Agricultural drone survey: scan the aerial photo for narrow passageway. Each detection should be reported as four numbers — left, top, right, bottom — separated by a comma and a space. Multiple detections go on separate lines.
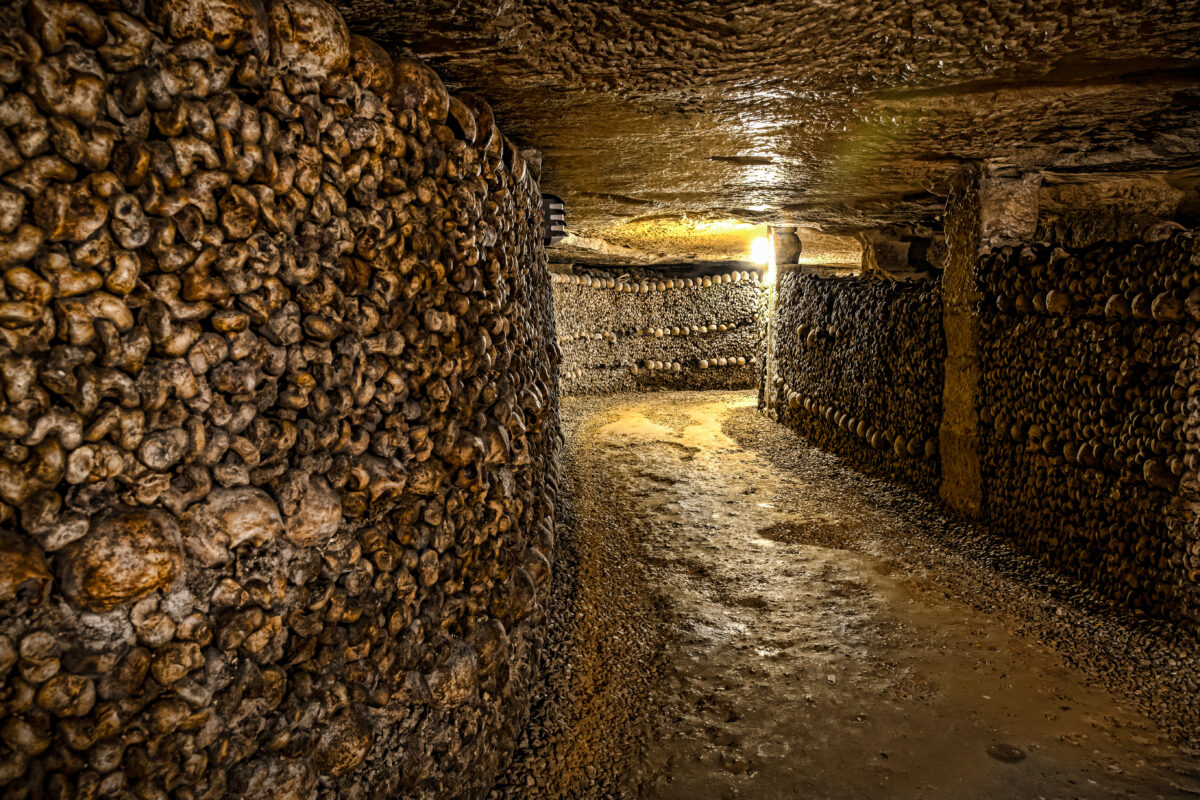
4, 3, 1198, 797
499, 390, 1200, 800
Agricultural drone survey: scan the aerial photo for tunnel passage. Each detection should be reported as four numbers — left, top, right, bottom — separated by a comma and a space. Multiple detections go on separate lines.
1, 0, 1200, 799
529, 221, 1200, 799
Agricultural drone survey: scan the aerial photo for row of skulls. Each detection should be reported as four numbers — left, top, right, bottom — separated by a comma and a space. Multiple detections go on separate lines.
0, 0, 561, 798
768, 272, 945, 495
552, 275, 761, 396
976, 229, 1199, 624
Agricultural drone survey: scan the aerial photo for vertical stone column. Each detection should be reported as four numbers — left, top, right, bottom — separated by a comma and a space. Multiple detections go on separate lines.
771, 225, 802, 266
939, 164, 1041, 516
762, 227, 792, 416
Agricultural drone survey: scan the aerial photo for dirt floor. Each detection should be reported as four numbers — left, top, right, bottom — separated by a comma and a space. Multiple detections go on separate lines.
493, 391, 1200, 800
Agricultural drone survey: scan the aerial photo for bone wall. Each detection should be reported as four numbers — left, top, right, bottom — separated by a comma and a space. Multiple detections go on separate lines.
552, 270, 762, 396
0, 1, 560, 798
767, 272, 945, 495
976, 228, 1200, 625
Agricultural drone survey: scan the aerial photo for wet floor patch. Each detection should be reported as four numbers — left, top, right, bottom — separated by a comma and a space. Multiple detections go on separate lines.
495, 390, 1200, 800
756, 518, 859, 549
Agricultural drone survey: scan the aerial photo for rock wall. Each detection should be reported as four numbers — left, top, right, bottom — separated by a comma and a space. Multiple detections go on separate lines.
0, 2, 559, 799
766, 272, 944, 495
976, 228, 1199, 625
553, 270, 762, 395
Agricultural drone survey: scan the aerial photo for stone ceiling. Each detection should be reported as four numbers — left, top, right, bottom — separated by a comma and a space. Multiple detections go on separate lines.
333, 0, 1200, 258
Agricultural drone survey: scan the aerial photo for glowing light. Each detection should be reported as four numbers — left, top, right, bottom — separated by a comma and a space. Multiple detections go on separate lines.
750, 237, 770, 265
602, 217, 762, 261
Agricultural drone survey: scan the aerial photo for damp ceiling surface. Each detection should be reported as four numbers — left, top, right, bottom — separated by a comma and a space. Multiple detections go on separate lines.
334, 0, 1200, 255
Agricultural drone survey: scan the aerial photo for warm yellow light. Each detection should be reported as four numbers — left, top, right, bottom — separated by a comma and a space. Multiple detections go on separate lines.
750, 236, 770, 265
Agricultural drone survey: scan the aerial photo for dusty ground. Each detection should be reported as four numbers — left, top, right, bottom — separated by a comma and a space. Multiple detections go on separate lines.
494, 390, 1200, 800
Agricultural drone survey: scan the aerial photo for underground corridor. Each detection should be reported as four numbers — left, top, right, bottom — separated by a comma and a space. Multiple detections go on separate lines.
0, 1, 1199, 799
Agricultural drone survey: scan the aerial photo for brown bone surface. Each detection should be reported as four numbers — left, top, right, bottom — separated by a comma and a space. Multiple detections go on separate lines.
553, 268, 763, 395
975, 231, 1200, 624
0, 0, 561, 797
767, 272, 944, 495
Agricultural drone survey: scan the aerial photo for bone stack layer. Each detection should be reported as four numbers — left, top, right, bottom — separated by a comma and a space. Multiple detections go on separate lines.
0, 0, 561, 797
976, 229, 1199, 625
767, 273, 945, 495
552, 269, 762, 395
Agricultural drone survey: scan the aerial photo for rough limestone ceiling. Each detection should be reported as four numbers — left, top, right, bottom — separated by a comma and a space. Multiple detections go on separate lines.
333, 0, 1200, 254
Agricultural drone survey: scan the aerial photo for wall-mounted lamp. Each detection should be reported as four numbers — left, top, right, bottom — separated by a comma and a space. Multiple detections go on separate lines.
543, 194, 566, 246
753, 231, 777, 285
750, 236, 771, 266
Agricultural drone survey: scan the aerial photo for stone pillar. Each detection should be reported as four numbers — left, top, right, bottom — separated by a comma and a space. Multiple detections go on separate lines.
939, 164, 1041, 516
771, 225, 802, 265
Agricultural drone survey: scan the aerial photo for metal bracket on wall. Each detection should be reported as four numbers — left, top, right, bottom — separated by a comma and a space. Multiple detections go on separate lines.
543, 194, 566, 245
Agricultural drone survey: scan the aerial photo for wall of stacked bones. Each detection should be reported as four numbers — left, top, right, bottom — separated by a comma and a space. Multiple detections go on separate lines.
976, 229, 1199, 625
766, 272, 945, 496
552, 269, 762, 395
0, 1, 561, 798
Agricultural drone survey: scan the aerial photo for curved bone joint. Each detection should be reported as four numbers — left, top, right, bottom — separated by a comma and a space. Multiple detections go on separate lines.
56, 508, 183, 612
0, 225, 45, 268
281, 475, 340, 547
0, 530, 53, 608
266, 0, 350, 80
25, 0, 107, 54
